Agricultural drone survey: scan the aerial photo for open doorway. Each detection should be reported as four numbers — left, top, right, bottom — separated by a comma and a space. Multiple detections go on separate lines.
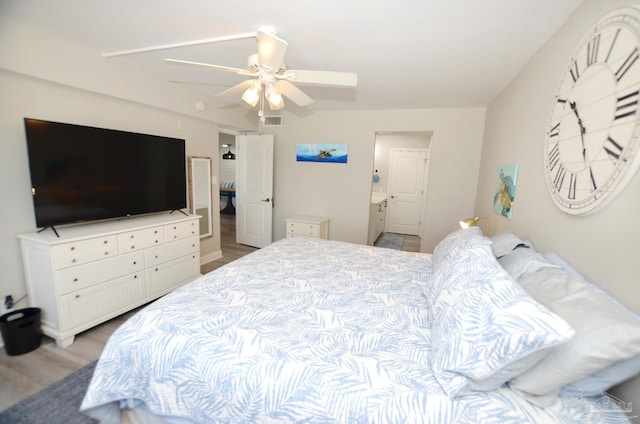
370, 131, 432, 250
219, 132, 237, 243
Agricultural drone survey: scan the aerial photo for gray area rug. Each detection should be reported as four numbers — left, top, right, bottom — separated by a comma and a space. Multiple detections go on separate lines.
376, 233, 404, 250
0, 361, 98, 424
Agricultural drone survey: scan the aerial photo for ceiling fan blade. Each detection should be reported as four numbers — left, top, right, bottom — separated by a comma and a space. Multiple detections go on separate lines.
103, 32, 256, 57
257, 29, 288, 71
281, 70, 358, 87
276, 81, 314, 107
216, 80, 258, 99
165, 58, 256, 76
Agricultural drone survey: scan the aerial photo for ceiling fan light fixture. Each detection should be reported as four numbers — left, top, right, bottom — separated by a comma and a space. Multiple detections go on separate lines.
241, 83, 261, 107
265, 81, 284, 110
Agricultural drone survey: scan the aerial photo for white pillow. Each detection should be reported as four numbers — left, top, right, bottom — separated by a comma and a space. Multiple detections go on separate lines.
490, 231, 530, 258
498, 247, 559, 280
543, 252, 640, 397
428, 241, 574, 398
509, 268, 640, 396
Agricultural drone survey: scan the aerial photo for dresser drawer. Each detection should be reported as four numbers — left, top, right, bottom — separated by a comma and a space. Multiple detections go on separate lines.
53, 235, 118, 269
144, 236, 199, 267
165, 219, 198, 241
56, 251, 144, 295
59, 273, 146, 330
118, 226, 164, 252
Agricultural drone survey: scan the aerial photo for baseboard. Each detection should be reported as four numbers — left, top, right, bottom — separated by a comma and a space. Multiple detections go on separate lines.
201, 250, 222, 266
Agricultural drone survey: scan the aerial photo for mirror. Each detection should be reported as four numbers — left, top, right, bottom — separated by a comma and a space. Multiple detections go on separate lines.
188, 156, 213, 238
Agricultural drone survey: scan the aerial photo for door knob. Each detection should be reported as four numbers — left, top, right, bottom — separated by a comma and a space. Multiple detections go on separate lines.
261, 198, 270, 202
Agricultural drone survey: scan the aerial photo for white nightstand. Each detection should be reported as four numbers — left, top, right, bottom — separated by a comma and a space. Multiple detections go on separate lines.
285, 216, 329, 239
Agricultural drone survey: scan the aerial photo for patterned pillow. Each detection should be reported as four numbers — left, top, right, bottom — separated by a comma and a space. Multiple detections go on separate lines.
425, 228, 491, 310
432, 227, 490, 265
428, 241, 574, 398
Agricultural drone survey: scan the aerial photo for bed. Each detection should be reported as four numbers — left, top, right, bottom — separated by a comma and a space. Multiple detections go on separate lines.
80, 229, 640, 423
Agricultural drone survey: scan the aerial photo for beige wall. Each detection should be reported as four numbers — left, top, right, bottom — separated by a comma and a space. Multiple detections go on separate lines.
268, 108, 486, 249
477, 0, 640, 404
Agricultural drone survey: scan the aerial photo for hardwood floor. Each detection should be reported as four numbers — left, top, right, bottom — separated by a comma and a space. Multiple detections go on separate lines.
0, 215, 418, 411
201, 214, 257, 274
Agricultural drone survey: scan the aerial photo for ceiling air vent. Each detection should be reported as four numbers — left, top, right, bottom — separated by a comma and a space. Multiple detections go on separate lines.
262, 116, 283, 127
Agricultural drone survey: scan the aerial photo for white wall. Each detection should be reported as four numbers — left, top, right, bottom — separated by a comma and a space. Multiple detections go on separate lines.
476, 0, 640, 407
268, 108, 486, 250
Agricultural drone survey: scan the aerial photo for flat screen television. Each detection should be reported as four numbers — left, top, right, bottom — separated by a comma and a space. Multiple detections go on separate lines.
24, 118, 187, 230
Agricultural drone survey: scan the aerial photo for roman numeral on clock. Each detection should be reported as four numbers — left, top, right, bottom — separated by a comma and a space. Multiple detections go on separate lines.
568, 173, 577, 199
570, 60, 580, 82
554, 164, 566, 191
587, 35, 600, 66
589, 166, 597, 191
615, 90, 639, 120
605, 29, 621, 64
604, 136, 624, 162
615, 48, 639, 82
548, 143, 561, 171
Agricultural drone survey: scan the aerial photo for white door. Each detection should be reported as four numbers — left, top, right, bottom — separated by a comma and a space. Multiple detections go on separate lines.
386, 149, 428, 235
236, 134, 274, 248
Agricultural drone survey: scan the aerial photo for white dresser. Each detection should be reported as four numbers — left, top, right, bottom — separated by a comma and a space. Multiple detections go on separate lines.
18, 213, 201, 347
285, 216, 329, 239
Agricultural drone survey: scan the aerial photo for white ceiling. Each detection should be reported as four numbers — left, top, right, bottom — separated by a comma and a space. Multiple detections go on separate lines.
1, 0, 583, 112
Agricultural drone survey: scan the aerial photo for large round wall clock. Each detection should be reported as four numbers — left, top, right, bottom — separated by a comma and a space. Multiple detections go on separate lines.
544, 7, 640, 215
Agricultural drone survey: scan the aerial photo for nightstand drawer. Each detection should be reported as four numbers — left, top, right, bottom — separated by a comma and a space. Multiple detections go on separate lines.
285, 216, 329, 239
287, 222, 321, 236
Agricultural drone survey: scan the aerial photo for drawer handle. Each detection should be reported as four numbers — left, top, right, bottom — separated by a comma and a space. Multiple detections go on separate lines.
134, 275, 137, 279
154, 230, 158, 234
130, 235, 134, 239
72, 259, 77, 263
155, 255, 159, 259
104, 251, 109, 256
155, 240, 159, 244
133, 261, 137, 265
70, 246, 75, 251
155, 268, 159, 272
104, 240, 108, 244
73, 278, 78, 282
131, 245, 135, 250
75, 294, 80, 298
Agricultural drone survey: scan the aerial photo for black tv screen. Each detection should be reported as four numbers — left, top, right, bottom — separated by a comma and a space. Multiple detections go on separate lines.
24, 118, 187, 229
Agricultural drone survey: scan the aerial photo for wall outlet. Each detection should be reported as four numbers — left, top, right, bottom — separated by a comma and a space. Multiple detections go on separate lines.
4, 295, 13, 310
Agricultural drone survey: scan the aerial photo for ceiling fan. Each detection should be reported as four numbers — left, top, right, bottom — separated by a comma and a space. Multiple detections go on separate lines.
163, 27, 358, 120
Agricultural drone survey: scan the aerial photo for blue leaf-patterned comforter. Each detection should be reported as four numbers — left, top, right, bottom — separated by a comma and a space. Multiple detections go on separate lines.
81, 237, 626, 423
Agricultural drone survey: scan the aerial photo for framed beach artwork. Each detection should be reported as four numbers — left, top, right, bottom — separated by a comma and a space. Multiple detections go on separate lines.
296, 143, 348, 163
494, 164, 519, 219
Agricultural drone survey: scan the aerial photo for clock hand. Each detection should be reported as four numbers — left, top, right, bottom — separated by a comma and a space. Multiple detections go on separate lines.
569, 101, 588, 161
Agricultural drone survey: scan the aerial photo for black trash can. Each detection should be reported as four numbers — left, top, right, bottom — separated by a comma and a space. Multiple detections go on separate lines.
0, 308, 42, 356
